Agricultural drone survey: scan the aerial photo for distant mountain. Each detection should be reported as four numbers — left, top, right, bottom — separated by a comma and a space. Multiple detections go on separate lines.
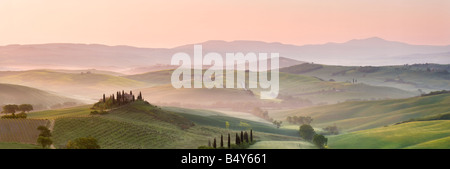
1, 37, 449, 72
0, 83, 81, 110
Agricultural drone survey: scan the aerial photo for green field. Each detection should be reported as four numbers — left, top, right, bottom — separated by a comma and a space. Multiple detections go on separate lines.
249, 141, 316, 149
328, 120, 450, 149
276, 93, 450, 132
0, 142, 42, 149
49, 101, 302, 149
27, 105, 92, 119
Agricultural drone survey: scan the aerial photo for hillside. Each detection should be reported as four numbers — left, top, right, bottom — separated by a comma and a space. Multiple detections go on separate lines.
0, 142, 42, 149
0, 83, 81, 110
269, 72, 416, 104
128, 69, 415, 107
275, 93, 450, 132
0, 70, 147, 102
166, 106, 299, 137
26, 101, 303, 149
281, 63, 450, 93
328, 120, 450, 149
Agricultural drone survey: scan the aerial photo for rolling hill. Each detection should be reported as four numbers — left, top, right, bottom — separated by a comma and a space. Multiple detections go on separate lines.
127, 69, 416, 106
275, 93, 450, 132
328, 120, 450, 149
280, 63, 450, 93
0, 83, 81, 110
0, 70, 148, 102
46, 101, 302, 149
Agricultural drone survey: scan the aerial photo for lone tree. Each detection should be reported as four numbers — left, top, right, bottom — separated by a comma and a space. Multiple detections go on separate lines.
37, 126, 52, 148
2, 104, 19, 115
313, 134, 328, 149
18, 104, 33, 113
299, 124, 316, 141
272, 120, 283, 128
37, 136, 53, 148
37, 126, 51, 137
66, 137, 100, 149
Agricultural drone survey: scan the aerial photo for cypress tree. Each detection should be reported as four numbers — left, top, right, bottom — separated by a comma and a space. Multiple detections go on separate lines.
103, 94, 106, 103
208, 140, 211, 147
235, 133, 240, 145
213, 138, 217, 149
227, 133, 231, 148
117, 92, 120, 105
122, 90, 125, 103
220, 134, 223, 148
244, 131, 249, 143
112, 94, 115, 104
240, 131, 244, 143
130, 90, 133, 96
250, 130, 253, 142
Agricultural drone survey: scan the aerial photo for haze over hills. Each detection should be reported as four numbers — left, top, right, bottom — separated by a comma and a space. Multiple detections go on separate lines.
0, 83, 81, 110
0, 70, 147, 102
1, 37, 450, 73
280, 63, 450, 93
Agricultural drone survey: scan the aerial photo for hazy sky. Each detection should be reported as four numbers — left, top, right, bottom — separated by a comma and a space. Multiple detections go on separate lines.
1, 0, 449, 48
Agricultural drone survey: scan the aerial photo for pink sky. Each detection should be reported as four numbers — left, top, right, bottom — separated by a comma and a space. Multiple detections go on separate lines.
0, 0, 449, 48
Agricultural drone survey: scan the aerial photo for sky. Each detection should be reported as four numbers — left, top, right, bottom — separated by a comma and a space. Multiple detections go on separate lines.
0, 0, 449, 48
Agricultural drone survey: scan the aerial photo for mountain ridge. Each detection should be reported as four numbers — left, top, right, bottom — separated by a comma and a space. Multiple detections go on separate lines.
2, 37, 450, 72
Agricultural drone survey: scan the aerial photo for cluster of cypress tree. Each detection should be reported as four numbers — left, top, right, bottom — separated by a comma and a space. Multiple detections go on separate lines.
95, 90, 144, 110
206, 130, 253, 149
102, 90, 144, 106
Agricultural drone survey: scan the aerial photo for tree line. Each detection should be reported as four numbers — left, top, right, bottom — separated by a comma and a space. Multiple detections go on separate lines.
199, 130, 255, 149
1, 104, 33, 119
286, 116, 313, 125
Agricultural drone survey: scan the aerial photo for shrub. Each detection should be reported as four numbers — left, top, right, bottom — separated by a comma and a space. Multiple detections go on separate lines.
66, 137, 100, 149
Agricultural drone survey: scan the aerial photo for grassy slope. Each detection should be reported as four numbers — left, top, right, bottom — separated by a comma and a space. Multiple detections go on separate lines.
249, 141, 316, 149
281, 63, 450, 93
167, 107, 299, 137
124, 69, 174, 86
274, 72, 415, 104
129, 69, 415, 105
0, 70, 147, 101
275, 93, 450, 132
0, 142, 41, 149
27, 105, 92, 119
50, 101, 301, 149
0, 83, 80, 107
328, 120, 450, 149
